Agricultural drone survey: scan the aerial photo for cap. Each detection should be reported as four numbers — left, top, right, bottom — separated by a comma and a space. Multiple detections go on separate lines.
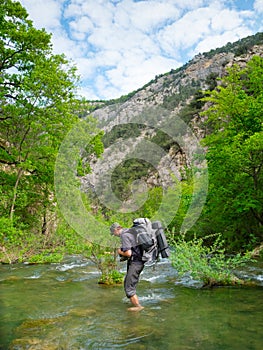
110, 222, 120, 235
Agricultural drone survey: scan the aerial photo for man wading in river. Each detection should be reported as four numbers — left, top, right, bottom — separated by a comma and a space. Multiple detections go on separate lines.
110, 223, 144, 311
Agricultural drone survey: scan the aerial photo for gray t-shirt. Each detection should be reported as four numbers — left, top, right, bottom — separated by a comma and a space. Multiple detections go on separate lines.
120, 228, 143, 261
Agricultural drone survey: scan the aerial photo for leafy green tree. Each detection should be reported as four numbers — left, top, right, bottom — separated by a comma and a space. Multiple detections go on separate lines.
0, 0, 79, 229
201, 56, 263, 250
0, 1, 105, 265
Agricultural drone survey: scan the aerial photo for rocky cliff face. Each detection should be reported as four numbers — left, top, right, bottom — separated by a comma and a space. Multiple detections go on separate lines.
92, 44, 263, 121
82, 39, 263, 198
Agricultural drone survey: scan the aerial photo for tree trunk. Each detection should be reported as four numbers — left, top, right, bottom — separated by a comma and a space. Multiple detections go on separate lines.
9, 167, 23, 222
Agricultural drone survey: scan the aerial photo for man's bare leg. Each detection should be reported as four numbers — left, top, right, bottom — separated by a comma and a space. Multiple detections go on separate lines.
128, 295, 144, 311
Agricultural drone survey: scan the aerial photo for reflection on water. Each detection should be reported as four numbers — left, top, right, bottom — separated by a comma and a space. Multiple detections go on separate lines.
0, 257, 262, 349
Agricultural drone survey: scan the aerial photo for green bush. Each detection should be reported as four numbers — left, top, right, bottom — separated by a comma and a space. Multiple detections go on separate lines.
0, 217, 23, 245
99, 270, 124, 285
28, 251, 64, 264
170, 233, 253, 287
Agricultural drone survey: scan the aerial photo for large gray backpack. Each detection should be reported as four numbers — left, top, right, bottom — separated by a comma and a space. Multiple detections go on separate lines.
132, 218, 170, 265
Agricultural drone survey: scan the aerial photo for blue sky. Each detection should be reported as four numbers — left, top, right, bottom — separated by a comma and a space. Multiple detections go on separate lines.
19, 0, 263, 100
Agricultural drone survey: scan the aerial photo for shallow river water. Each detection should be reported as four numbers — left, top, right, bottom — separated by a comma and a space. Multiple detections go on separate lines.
0, 256, 262, 350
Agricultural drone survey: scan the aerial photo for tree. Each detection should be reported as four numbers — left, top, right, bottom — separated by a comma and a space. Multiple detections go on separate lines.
0, 1, 88, 235
201, 56, 263, 250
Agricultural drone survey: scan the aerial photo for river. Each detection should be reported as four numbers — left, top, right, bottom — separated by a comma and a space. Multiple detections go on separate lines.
0, 256, 262, 349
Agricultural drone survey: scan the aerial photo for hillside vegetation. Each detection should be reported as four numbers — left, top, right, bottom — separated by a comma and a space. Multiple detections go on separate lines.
0, 0, 262, 265
88, 36, 263, 253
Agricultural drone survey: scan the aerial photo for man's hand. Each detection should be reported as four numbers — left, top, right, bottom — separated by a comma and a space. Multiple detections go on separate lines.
118, 248, 132, 257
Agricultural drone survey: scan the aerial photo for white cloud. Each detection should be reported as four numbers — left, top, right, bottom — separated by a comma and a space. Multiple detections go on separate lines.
18, 0, 262, 100
69, 16, 95, 39
63, 3, 83, 19
128, 1, 180, 32
158, 16, 204, 52
254, 0, 263, 13
21, 0, 63, 29
211, 9, 243, 31
192, 28, 253, 56
51, 29, 82, 57
75, 57, 97, 79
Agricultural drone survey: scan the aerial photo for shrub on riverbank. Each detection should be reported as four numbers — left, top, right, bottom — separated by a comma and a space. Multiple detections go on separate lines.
98, 270, 124, 285
0, 216, 123, 285
0, 217, 85, 264
169, 233, 254, 287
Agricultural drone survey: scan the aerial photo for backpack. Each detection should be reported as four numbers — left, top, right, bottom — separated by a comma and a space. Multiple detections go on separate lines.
152, 220, 170, 259
132, 218, 170, 265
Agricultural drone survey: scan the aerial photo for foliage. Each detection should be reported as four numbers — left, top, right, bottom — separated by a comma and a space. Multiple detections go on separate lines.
99, 269, 124, 285
27, 252, 64, 264
1, 3, 262, 265
90, 33, 263, 108
162, 82, 200, 111
0, 0, 77, 232
0, 215, 84, 263
83, 242, 124, 285
102, 123, 144, 148
0, 217, 24, 263
170, 233, 253, 287
89, 185, 164, 227
167, 179, 193, 232
199, 56, 263, 250
205, 72, 219, 91
203, 32, 263, 58
0, 1, 104, 251
110, 158, 154, 201
150, 129, 180, 151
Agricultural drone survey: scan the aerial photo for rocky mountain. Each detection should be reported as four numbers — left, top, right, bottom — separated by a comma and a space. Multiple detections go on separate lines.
82, 33, 263, 207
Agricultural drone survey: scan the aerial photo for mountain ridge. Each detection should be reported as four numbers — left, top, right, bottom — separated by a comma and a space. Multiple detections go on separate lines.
82, 33, 263, 203
89, 32, 263, 107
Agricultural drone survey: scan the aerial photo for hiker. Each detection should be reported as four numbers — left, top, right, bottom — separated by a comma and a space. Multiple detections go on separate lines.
110, 222, 145, 311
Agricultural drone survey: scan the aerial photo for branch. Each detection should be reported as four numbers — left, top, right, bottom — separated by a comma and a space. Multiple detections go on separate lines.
0, 116, 12, 121
3, 93, 20, 101
250, 208, 263, 225
0, 48, 24, 70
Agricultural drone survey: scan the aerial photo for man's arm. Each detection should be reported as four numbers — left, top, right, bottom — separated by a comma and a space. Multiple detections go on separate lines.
118, 248, 132, 257
119, 231, 132, 257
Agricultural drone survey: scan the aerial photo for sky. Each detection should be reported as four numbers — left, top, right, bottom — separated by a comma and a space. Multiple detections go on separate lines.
19, 0, 263, 101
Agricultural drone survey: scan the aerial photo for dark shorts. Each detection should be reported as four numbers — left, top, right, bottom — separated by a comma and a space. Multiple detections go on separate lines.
124, 260, 144, 298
